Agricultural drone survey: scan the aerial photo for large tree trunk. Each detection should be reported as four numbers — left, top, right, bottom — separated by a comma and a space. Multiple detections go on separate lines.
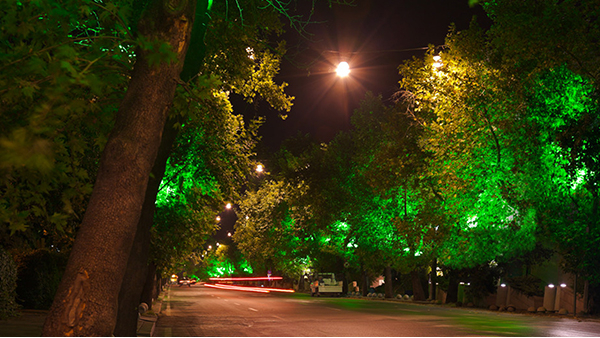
42, 1, 197, 336
112, 124, 176, 336
113, 105, 187, 335
113, 1, 210, 333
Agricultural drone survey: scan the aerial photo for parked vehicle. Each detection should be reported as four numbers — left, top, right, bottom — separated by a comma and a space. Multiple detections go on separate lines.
310, 273, 343, 296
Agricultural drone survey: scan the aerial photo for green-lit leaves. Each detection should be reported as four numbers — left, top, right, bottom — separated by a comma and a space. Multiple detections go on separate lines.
530, 65, 594, 131
0, 0, 132, 252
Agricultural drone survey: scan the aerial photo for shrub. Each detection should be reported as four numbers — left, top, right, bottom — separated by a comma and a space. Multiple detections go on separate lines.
16, 250, 68, 310
0, 248, 19, 319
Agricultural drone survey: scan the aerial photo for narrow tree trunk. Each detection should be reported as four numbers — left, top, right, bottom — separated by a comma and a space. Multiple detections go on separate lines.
446, 269, 459, 303
361, 268, 369, 297
384, 266, 393, 298
411, 269, 426, 301
430, 258, 437, 300
42, 1, 197, 335
141, 262, 158, 308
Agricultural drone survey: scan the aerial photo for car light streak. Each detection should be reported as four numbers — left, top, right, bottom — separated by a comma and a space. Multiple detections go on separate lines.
203, 283, 295, 293
259, 287, 295, 293
209, 276, 283, 281
204, 283, 270, 293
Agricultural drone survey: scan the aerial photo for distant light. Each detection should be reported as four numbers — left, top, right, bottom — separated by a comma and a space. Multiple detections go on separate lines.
226, 203, 232, 209
548, 284, 555, 288
245, 215, 249, 220
432, 55, 443, 68
227, 232, 232, 237
216, 216, 221, 222
560, 283, 567, 288
500, 283, 506, 287
208, 245, 212, 250
216, 242, 220, 247
256, 164, 264, 173
336, 61, 350, 77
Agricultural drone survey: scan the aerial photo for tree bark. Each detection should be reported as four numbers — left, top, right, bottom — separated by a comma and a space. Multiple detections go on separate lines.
42, 1, 197, 336
113, 0, 210, 333
430, 258, 437, 300
141, 262, 158, 307
361, 268, 369, 297
446, 270, 459, 303
384, 266, 393, 298
411, 269, 426, 301
113, 121, 177, 336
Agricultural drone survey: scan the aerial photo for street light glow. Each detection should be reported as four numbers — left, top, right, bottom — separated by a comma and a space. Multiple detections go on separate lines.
225, 203, 232, 209
336, 61, 350, 77
256, 164, 264, 173
432, 55, 443, 68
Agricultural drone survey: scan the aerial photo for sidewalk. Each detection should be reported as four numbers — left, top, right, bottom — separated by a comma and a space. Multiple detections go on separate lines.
0, 294, 165, 337
0, 310, 47, 337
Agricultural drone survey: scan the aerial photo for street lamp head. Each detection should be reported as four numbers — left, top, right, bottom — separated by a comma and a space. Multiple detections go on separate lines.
336, 61, 350, 77
225, 203, 232, 210
216, 216, 221, 222
256, 164, 264, 173
432, 55, 443, 68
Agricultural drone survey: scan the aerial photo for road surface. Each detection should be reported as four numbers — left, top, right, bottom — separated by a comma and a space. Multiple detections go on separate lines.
154, 285, 600, 336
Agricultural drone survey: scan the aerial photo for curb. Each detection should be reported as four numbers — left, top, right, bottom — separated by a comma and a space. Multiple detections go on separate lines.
136, 292, 165, 337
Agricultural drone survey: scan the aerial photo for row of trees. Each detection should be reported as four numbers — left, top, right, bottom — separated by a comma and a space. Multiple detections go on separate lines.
0, 0, 327, 335
232, 0, 600, 312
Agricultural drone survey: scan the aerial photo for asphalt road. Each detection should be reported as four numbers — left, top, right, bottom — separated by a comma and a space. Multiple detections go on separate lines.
153, 285, 600, 337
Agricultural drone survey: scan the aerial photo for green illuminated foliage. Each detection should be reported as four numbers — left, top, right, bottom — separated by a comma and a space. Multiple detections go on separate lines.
234, 179, 314, 277
0, 0, 132, 251
398, 21, 544, 269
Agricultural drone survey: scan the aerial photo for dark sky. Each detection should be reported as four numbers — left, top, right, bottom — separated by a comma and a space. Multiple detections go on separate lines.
244, 0, 491, 152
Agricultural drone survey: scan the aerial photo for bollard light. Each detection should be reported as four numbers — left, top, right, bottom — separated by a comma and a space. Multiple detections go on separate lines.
501, 283, 506, 287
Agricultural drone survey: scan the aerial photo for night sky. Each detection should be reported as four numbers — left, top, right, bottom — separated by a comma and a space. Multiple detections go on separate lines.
220, 0, 491, 240
246, 0, 491, 151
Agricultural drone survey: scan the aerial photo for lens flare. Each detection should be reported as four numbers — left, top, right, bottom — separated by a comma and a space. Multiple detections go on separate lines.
336, 62, 350, 77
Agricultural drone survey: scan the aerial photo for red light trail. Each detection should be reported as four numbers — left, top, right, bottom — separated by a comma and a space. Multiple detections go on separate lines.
203, 283, 295, 293
208, 276, 283, 281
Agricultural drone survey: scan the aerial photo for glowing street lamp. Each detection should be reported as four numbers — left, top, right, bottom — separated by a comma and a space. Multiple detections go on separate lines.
336, 61, 350, 77
256, 164, 264, 173
216, 216, 221, 222
225, 203, 232, 210
432, 55, 443, 68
